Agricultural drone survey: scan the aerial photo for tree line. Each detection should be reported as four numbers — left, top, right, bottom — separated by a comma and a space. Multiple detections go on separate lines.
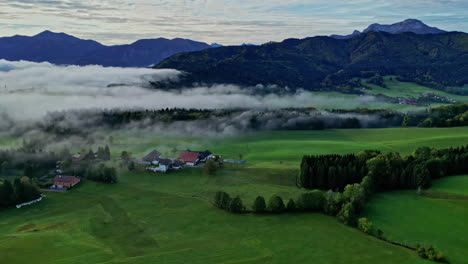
0, 177, 42, 208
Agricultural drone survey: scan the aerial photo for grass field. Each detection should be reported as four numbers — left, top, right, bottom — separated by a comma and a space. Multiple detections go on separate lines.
364, 175, 468, 264
362, 76, 468, 104
1, 127, 468, 264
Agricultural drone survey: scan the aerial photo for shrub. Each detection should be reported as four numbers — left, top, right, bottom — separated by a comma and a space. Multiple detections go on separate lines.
268, 195, 285, 213
252, 196, 266, 213
297, 191, 324, 212
229, 196, 244, 213
323, 190, 344, 216
357, 218, 374, 235
214, 191, 231, 210
286, 198, 296, 212
204, 159, 218, 175
337, 202, 357, 226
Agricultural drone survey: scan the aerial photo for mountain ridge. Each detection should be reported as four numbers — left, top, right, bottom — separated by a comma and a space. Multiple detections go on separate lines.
0, 31, 213, 67
154, 31, 468, 93
331, 19, 448, 39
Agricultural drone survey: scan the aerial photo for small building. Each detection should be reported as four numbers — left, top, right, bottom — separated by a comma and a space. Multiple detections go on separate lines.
158, 159, 173, 172
197, 150, 213, 162
53, 175, 81, 189
139, 150, 162, 165
178, 151, 201, 167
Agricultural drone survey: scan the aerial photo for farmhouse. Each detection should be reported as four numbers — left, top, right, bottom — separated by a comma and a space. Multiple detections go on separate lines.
178, 151, 201, 167
139, 150, 162, 165
53, 175, 80, 189
196, 150, 213, 162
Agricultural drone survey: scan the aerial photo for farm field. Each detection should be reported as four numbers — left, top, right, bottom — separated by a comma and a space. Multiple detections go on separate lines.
1, 127, 468, 264
362, 76, 468, 104
364, 175, 468, 264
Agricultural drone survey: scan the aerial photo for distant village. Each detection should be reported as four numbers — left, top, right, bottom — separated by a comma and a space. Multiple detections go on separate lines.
397, 93, 458, 106
138, 150, 214, 173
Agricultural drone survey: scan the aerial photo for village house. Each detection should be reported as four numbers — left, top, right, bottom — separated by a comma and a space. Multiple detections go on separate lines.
53, 175, 81, 189
178, 151, 201, 167
196, 150, 213, 162
139, 150, 162, 165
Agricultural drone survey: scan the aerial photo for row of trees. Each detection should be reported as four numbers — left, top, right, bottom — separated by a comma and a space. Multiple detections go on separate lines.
0, 177, 41, 208
298, 154, 369, 190
84, 164, 118, 184
299, 146, 468, 192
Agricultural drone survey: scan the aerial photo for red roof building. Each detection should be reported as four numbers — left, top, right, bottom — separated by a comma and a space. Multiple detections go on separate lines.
178, 151, 200, 165
54, 175, 81, 189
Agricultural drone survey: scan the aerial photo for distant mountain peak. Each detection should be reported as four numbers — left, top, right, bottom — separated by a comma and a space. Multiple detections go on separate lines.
331, 19, 447, 39
363, 18, 446, 34
35, 30, 74, 39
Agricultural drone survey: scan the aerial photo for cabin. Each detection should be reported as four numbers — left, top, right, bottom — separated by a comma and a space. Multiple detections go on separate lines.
178, 151, 201, 167
158, 158, 173, 172
139, 150, 162, 165
53, 175, 81, 189
196, 150, 213, 162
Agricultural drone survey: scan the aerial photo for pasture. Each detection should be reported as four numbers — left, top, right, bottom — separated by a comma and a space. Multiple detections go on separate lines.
1, 127, 468, 263
364, 175, 468, 264
362, 76, 468, 104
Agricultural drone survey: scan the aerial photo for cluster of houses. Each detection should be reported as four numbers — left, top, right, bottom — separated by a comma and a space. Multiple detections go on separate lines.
419, 93, 457, 104
138, 150, 213, 173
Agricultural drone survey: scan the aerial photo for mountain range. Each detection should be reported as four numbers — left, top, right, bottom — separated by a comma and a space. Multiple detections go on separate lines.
330, 19, 448, 39
0, 30, 213, 67
155, 31, 468, 92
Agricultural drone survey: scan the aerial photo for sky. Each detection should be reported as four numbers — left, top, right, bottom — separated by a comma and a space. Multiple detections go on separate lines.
0, 0, 467, 45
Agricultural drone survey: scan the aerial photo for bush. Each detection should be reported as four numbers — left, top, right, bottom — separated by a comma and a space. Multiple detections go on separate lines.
204, 159, 218, 175
286, 198, 296, 212
297, 191, 325, 212
337, 202, 357, 226
229, 196, 244, 213
323, 190, 344, 216
214, 191, 231, 210
268, 195, 285, 213
357, 218, 375, 235
252, 196, 266, 213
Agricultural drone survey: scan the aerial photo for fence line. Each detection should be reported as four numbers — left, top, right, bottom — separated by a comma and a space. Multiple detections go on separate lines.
16, 194, 46, 209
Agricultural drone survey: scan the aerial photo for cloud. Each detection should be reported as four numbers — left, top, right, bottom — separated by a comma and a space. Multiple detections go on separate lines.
0, 0, 466, 45
0, 60, 387, 122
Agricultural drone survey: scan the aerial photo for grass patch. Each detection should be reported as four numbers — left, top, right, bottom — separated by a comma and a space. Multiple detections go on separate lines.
364, 175, 468, 264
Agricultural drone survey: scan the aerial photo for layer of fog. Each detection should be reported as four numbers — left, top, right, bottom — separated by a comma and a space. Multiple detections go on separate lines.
0, 60, 385, 122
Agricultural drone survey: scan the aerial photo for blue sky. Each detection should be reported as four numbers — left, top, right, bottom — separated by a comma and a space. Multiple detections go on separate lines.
0, 0, 466, 45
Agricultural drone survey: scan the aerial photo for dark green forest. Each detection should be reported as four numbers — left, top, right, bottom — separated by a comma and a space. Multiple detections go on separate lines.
155, 31, 468, 94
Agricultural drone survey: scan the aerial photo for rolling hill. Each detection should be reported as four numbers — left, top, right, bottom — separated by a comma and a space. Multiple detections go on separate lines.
154, 31, 468, 91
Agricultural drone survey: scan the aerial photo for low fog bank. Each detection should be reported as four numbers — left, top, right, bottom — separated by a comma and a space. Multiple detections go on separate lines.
0, 60, 404, 151
0, 60, 386, 122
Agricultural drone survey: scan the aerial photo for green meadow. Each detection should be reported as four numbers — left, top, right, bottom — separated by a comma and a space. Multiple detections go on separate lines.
363, 76, 468, 104
364, 175, 468, 264
1, 127, 468, 263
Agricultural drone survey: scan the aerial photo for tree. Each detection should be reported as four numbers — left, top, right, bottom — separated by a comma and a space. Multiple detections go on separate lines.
204, 160, 218, 175
358, 218, 375, 235
0, 179, 15, 206
127, 161, 135, 171
402, 114, 411, 127
229, 196, 244, 213
104, 145, 111, 161
286, 198, 296, 212
214, 191, 231, 210
268, 195, 285, 213
323, 190, 343, 216
252, 196, 266, 213
337, 202, 357, 226
297, 191, 325, 211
